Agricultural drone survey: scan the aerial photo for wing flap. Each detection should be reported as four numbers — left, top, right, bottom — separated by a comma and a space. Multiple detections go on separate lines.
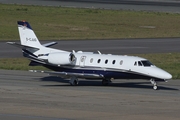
29, 70, 102, 79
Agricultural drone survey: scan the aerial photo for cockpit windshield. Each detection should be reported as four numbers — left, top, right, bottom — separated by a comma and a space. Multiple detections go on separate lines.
141, 60, 154, 67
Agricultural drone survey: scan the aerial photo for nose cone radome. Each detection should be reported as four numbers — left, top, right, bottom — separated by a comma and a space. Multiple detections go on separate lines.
156, 68, 172, 80
148, 67, 172, 80
164, 72, 172, 80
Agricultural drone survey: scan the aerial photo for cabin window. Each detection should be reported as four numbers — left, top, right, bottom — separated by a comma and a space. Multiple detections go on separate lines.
134, 61, 137, 66
138, 61, 142, 66
97, 59, 101, 63
141, 60, 154, 67
90, 58, 93, 63
105, 59, 108, 64
120, 60, 123, 65
112, 60, 116, 64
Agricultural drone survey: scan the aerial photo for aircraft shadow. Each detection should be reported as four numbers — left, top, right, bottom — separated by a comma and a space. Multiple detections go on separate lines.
39, 76, 179, 91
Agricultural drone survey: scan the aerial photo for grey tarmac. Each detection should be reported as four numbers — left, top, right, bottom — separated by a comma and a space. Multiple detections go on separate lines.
0, 69, 180, 120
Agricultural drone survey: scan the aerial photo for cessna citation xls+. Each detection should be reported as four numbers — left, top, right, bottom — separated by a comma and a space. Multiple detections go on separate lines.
7, 21, 172, 90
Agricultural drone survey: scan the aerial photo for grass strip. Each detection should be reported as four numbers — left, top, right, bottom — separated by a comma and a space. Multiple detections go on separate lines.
0, 53, 180, 79
0, 4, 180, 40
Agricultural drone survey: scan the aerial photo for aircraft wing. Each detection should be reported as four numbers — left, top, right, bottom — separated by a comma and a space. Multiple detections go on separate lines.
29, 70, 103, 79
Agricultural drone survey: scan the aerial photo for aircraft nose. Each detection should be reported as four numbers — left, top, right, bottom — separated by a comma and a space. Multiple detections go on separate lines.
152, 67, 172, 80
164, 72, 172, 79
158, 69, 172, 80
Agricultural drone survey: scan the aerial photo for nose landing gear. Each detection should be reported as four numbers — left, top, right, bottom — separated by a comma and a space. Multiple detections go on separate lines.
150, 79, 158, 90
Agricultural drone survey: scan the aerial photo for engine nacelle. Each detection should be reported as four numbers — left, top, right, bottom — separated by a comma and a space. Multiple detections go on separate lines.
48, 52, 76, 65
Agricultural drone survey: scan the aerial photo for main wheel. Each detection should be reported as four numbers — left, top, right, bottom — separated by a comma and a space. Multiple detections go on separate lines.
70, 80, 79, 86
73, 80, 78, 86
102, 79, 109, 86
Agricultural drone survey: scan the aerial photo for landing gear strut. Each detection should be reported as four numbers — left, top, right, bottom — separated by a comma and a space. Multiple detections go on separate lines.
150, 79, 158, 90
69, 77, 79, 86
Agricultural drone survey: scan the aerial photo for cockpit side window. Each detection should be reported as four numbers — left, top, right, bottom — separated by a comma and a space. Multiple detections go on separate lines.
141, 60, 154, 67
97, 59, 101, 63
138, 61, 142, 66
134, 61, 137, 66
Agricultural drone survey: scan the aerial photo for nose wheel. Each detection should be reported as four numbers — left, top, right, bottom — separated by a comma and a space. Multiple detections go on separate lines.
153, 85, 158, 90
150, 79, 158, 90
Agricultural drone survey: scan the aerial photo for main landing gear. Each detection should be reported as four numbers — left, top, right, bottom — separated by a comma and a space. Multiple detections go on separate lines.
150, 79, 158, 90
102, 79, 111, 86
69, 77, 79, 86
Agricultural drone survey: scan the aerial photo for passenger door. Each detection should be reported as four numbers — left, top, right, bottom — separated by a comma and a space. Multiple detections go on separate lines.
79, 56, 86, 67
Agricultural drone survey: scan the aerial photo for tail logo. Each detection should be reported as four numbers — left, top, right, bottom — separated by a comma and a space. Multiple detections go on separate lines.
23, 23, 27, 27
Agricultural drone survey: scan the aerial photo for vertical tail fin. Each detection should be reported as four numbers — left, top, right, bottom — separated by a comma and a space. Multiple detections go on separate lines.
17, 21, 42, 48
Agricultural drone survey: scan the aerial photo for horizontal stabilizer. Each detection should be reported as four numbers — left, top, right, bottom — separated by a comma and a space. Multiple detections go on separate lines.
42, 42, 58, 47
7, 42, 39, 50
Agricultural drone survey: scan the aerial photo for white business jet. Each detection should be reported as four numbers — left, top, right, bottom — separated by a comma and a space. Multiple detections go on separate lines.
7, 21, 172, 90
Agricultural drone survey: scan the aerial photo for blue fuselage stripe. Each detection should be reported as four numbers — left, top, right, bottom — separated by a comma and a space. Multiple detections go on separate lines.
43, 65, 154, 80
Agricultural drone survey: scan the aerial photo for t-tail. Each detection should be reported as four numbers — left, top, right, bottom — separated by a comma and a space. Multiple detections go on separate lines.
17, 21, 42, 49
7, 21, 67, 65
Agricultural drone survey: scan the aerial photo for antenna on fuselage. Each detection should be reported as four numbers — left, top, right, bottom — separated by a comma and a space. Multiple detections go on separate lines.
97, 51, 101, 54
